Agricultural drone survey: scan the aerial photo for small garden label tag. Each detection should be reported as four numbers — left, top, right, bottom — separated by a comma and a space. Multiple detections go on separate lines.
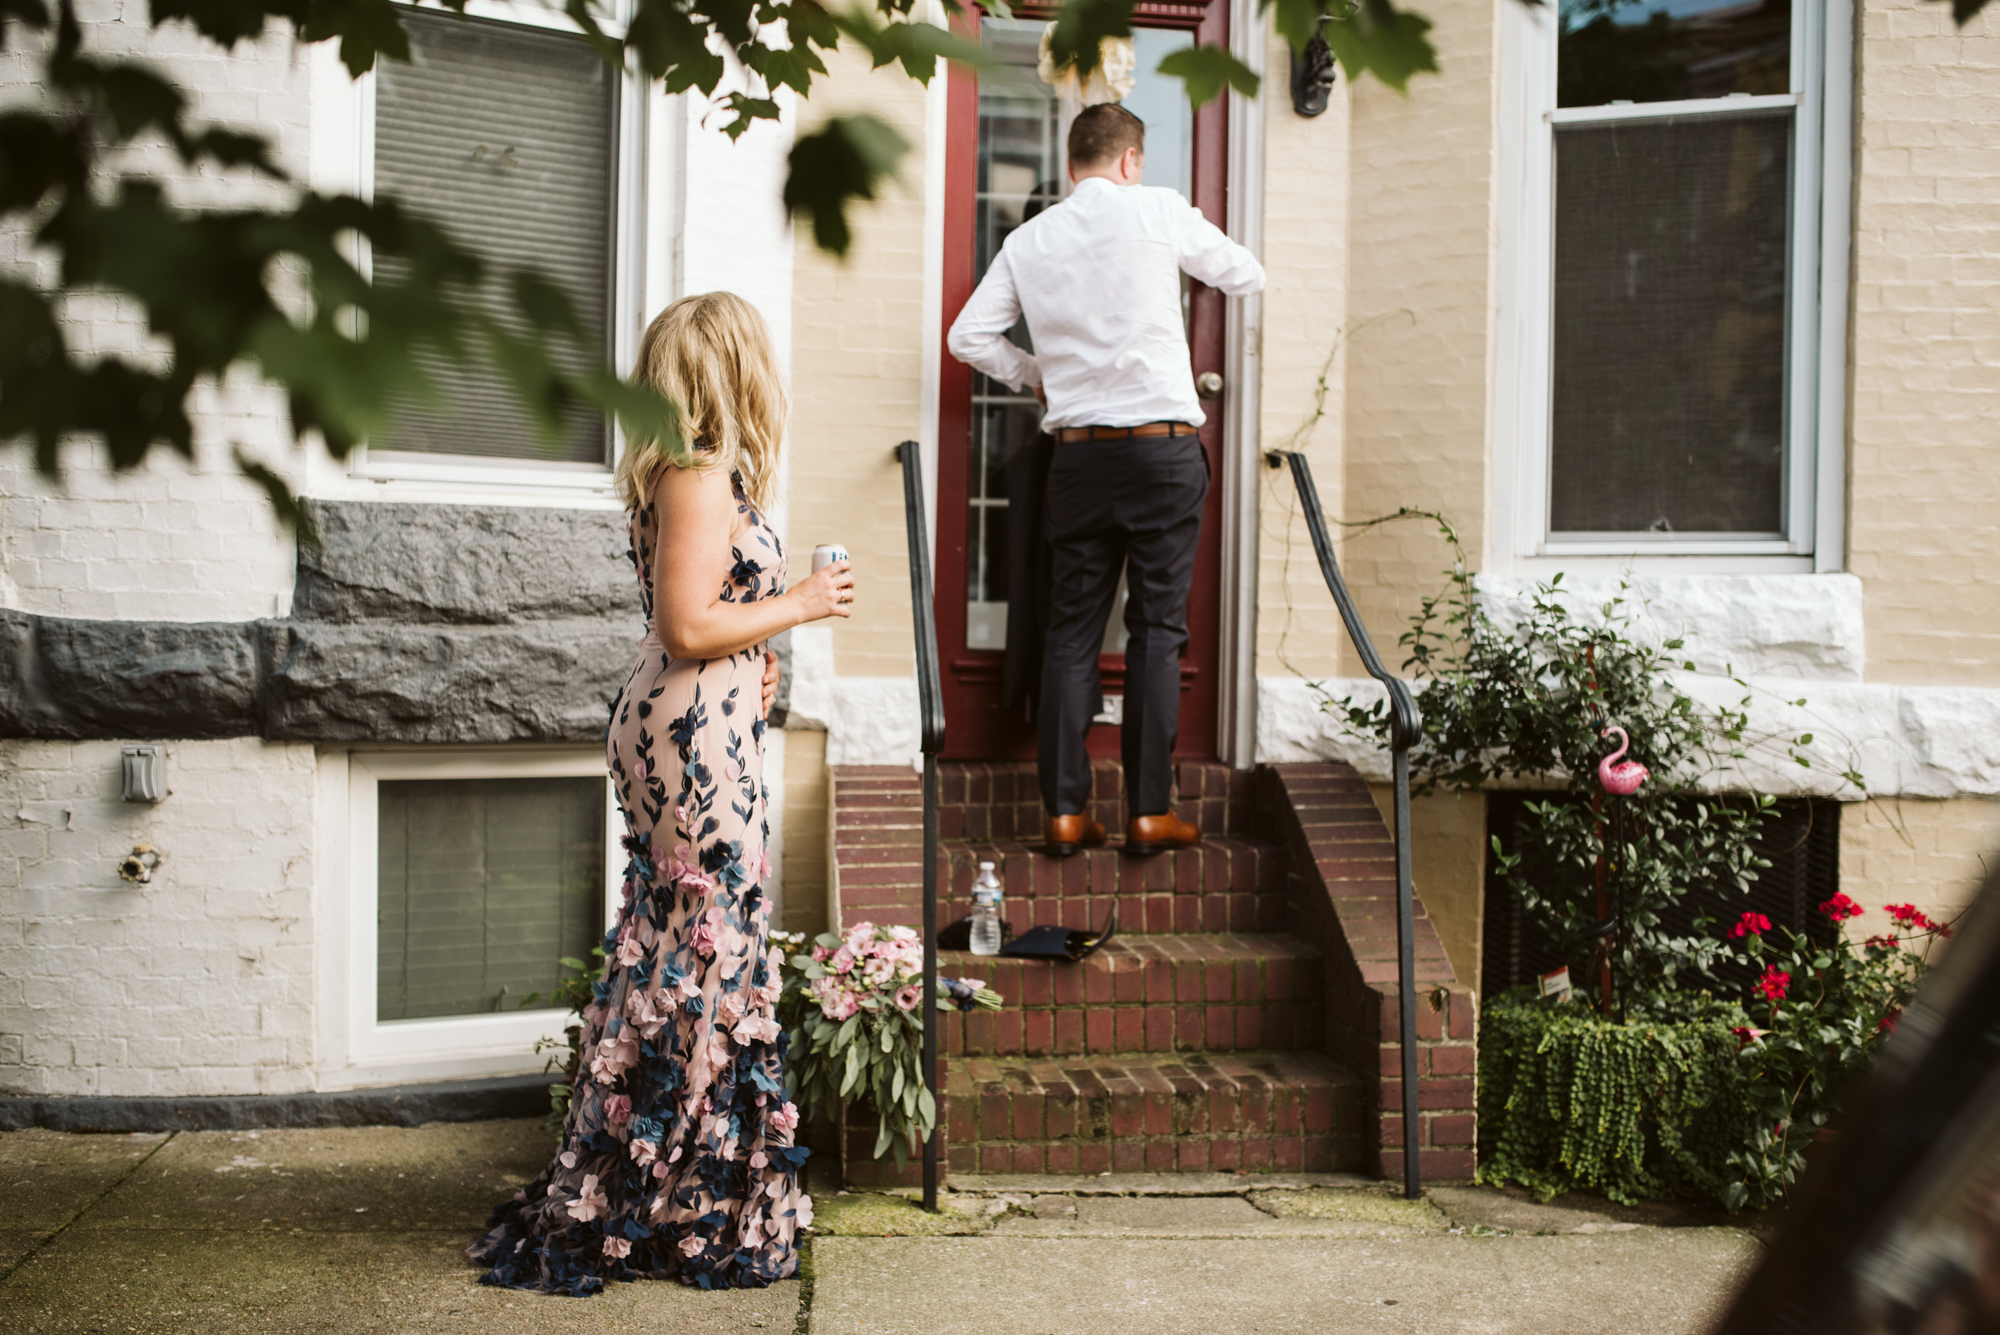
1539, 967, 1573, 1000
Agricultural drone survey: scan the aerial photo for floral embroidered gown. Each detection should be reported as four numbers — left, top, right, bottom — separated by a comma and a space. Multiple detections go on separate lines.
470, 471, 813, 1294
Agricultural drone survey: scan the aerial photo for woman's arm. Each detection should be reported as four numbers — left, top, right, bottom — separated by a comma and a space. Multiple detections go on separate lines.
651, 463, 856, 661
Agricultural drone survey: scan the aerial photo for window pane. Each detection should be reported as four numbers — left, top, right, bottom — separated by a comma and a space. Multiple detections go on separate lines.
966, 21, 1193, 653
1558, 0, 1791, 108
1550, 113, 1790, 537
372, 11, 614, 464
377, 776, 604, 1022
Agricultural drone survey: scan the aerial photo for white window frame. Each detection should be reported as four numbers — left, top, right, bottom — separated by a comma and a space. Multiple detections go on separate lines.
335, 0, 651, 503
1492, 0, 1853, 574
316, 746, 622, 1089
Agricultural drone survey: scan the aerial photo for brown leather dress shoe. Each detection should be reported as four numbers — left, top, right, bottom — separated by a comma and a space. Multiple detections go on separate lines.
1125, 812, 1201, 856
1044, 814, 1108, 858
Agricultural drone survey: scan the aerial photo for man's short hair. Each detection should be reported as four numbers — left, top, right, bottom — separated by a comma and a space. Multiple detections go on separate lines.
1068, 103, 1145, 169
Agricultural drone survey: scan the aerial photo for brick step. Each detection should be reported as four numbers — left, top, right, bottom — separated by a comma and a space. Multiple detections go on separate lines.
940, 759, 1253, 840
944, 836, 1297, 935
945, 1051, 1364, 1176
937, 933, 1324, 1058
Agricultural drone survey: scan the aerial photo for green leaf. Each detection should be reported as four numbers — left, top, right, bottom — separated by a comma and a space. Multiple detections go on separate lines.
783, 113, 910, 257
840, 1039, 863, 1095
1155, 43, 1260, 109
917, 1083, 936, 1127
1046, 0, 1130, 82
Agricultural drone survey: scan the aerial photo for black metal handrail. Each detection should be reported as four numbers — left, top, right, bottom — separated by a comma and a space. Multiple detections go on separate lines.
895, 440, 946, 1211
1269, 449, 1425, 1201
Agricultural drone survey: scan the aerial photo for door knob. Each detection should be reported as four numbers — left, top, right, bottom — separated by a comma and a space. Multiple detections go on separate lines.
1195, 371, 1224, 399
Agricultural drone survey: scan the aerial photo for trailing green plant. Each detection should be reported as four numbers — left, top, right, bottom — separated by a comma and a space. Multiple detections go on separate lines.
1477, 896, 1949, 1210
776, 923, 1001, 1167
1475, 993, 1751, 1205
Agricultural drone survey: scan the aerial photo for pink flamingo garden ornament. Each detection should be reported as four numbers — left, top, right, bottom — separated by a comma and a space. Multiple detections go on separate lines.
1597, 726, 1649, 796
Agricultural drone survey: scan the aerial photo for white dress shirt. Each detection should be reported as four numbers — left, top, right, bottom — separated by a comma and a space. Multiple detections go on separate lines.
946, 176, 1266, 430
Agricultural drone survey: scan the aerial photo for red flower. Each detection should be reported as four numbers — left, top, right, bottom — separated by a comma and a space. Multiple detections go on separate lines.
1865, 933, 1901, 950
1819, 893, 1864, 922
1730, 1026, 1767, 1049
1878, 1009, 1901, 1034
1730, 911, 1774, 940
1754, 966, 1791, 1004
1886, 903, 1954, 937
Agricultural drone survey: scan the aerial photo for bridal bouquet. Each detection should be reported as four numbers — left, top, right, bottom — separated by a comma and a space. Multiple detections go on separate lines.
775, 924, 1002, 1164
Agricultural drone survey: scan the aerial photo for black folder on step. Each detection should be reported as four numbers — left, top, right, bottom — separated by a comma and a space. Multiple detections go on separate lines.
937, 902, 1117, 961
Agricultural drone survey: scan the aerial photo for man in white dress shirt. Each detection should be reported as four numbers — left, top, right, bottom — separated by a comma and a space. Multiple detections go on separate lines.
947, 103, 1266, 858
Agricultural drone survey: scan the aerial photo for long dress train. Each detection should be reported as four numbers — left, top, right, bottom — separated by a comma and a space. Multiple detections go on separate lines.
469, 471, 812, 1294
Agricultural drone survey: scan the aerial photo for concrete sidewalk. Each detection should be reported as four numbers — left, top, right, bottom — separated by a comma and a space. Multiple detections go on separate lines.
0, 1119, 1762, 1334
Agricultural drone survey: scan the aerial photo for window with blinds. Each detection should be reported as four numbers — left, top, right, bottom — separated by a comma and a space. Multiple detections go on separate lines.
376, 776, 606, 1022
1543, 0, 1812, 544
370, 10, 616, 466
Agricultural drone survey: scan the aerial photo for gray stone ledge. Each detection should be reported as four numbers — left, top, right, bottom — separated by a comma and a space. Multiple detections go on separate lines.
0, 1074, 551, 1133
294, 498, 635, 626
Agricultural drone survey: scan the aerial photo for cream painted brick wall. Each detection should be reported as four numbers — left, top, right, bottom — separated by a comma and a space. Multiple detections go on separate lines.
1850, 0, 2000, 686
780, 728, 831, 938
1255, 32, 1356, 683
787, 50, 931, 683
0, 3, 307, 622
1839, 795, 2000, 932
0, 739, 319, 1097
1340, 0, 1496, 676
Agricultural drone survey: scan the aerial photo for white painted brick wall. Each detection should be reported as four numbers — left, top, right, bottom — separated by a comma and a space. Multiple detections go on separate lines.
0, 739, 318, 1097
0, 2, 309, 622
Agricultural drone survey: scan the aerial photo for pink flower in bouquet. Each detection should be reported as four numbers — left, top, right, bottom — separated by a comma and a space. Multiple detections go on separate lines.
771, 1101, 801, 1132
864, 955, 896, 986
602, 1236, 631, 1259
811, 944, 830, 963
818, 985, 859, 1021
894, 984, 922, 1012
604, 1094, 632, 1125
566, 1174, 608, 1223
829, 946, 856, 975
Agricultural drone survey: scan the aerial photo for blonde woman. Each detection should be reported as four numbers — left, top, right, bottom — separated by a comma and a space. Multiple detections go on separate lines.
471, 292, 855, 1293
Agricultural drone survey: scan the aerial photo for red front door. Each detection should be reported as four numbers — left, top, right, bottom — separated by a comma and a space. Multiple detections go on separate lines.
935, 2, 1231, 762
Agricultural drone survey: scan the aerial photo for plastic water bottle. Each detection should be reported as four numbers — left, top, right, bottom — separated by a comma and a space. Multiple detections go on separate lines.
969, 861, 1003, 956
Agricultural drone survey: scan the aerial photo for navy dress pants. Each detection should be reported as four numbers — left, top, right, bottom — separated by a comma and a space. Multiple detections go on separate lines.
1036, 433, 1207, 818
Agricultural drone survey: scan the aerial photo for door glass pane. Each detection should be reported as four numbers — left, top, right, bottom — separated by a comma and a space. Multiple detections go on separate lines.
967, 20, 1194, 653
1558, 0, 1791, 108
377, 776, 605, 1022
373, 11, 615, 464
1550, 112, 1791, 537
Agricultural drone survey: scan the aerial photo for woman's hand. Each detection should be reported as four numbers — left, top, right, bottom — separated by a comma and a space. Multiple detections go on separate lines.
761, 650, 780, 716
786, 560, 856, 624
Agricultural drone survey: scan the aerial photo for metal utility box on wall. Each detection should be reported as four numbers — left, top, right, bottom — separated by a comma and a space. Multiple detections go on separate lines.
121, 746, 167, 803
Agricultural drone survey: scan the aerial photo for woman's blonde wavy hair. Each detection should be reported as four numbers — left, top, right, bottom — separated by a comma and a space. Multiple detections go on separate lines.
615, 291, 786, 514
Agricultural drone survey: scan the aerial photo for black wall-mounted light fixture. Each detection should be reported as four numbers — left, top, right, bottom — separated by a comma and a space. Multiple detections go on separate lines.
1290, 24, 1337, 117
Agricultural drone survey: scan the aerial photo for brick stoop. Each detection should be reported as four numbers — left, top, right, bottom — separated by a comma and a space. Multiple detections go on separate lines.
825, 759, 1476, 1188
946, 1051, 1362, 1175
1256, 764, 1479, 1182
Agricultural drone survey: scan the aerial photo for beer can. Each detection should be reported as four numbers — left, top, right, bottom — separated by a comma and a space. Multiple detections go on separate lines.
811, 544, 849, 574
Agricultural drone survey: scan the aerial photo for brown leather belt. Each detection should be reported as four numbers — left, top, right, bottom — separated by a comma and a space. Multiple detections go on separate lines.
1055, 421, 1199, 443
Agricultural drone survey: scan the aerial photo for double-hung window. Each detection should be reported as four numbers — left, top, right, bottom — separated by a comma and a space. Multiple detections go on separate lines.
1501, 0, 1851, 565
354, 3, 645, 491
